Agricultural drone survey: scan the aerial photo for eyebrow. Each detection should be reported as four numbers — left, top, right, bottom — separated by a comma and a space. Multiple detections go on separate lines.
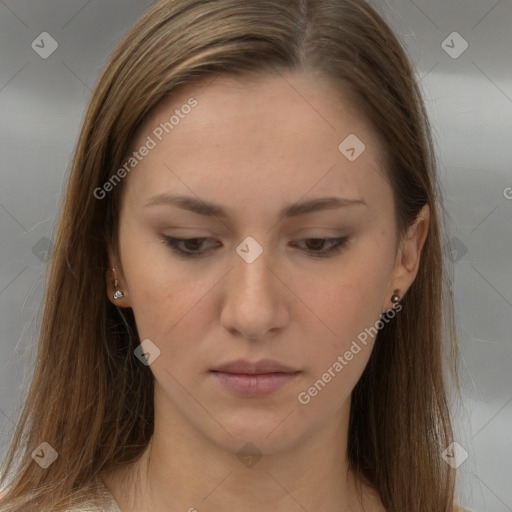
143, 193, 366, 219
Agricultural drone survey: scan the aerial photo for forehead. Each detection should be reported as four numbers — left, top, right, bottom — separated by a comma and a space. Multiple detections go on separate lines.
122, 70, 391, 222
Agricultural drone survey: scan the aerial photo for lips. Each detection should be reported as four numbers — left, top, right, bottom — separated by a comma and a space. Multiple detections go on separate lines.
212, 358, 299, 375
210, 359, 301, 398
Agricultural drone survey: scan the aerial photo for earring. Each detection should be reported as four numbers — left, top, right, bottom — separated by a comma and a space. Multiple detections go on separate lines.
391, 289, 401, 305
112, 268, 125, 300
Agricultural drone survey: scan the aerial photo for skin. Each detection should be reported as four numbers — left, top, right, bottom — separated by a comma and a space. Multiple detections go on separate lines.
101, 69, 429, 512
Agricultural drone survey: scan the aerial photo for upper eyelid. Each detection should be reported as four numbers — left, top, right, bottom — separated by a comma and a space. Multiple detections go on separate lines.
161, 230, 347, 239
164, 235, 345, 243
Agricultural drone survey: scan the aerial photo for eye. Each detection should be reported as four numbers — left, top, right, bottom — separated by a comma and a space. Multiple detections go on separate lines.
161, 236, 348, 259
290, 237, 348, 258
162, 236, 218, 259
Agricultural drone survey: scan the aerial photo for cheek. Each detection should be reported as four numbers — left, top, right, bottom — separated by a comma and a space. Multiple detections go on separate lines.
307, 239, 394, 343
296, 347, 371, 412
293, 281, 385, 418
294, 232, 394, 400
117, 219, 203, 341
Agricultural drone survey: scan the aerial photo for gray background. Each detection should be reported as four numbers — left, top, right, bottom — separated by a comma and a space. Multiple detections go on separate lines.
0, 0, 511, 510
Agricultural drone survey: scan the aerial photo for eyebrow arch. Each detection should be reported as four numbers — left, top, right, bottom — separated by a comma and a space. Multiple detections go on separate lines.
143, 193, 366, 219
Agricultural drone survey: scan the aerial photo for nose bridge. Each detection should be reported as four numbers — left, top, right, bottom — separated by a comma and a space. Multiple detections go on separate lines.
220, 234, 288, 339
232, 234, 275, 297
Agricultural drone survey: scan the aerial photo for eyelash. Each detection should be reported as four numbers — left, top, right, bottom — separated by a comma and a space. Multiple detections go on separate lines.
161, 236, 348, 259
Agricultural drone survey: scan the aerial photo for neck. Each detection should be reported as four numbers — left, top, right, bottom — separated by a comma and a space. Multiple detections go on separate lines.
102, 390, 383, 512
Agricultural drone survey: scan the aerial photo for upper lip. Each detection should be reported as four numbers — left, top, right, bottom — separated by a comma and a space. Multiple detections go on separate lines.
211, 359, 300, 374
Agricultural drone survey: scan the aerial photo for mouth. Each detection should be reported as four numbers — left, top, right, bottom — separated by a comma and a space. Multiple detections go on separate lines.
210, 359, 301, 398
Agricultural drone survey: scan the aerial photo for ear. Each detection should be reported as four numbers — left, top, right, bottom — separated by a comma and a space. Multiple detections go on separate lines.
384, 204, 430, 311
105, 245, 131, 308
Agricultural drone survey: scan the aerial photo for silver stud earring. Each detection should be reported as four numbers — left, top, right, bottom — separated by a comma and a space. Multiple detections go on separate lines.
112, 268, 125, 300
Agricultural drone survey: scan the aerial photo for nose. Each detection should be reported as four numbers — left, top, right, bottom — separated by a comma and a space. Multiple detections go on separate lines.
220, 245, 289, 341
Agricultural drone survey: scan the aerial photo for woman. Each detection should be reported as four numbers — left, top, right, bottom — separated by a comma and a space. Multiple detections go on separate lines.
0, 0, 464, 510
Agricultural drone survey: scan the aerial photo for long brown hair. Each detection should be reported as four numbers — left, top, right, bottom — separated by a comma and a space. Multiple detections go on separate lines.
0, 0, 459, 510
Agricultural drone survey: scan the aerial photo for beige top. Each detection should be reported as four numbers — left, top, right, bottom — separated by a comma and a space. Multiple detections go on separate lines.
60, 478, 122, 512
80, 485, 476, 512
94, 479, 122, 511
78, 482, 476, 512
0, 479, 121, 511
0, 484, 476, 512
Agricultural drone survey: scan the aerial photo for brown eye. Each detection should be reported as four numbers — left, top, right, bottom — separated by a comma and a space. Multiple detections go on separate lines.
162, 237, 219, 258
291, 237, 348, 258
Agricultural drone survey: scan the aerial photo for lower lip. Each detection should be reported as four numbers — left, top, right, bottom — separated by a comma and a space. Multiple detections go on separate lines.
211, 371, 300, 398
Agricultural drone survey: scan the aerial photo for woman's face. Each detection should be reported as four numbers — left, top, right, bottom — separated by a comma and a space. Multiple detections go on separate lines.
107, 70, 426, 455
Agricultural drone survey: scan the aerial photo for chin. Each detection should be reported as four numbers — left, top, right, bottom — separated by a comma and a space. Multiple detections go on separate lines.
202, 408, 308, 457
